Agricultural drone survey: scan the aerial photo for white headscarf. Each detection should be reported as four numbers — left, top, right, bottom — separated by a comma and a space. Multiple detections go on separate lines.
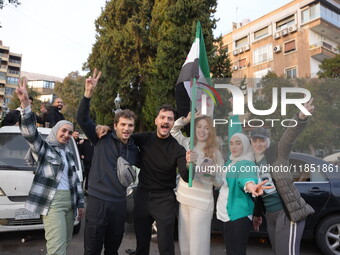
229, 133, 254, 162
45, 120, 73, 149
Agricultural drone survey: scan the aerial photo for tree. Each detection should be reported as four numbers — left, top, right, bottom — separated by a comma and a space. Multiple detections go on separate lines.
143, 0, 217, 129
8, 87, 41, 113
210, 35, 232, 137
85, 0, 152, 129
317, 53, 340, 78
85, 0, 218, 130
54, 71, 85, 127
0, 0, 20, 9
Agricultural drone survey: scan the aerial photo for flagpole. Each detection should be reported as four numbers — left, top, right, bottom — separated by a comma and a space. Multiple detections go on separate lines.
188, 77, 197, 187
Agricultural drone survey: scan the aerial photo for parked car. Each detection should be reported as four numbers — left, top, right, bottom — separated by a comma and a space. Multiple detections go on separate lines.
127, 153, 340, 255
0, 126, 83, 233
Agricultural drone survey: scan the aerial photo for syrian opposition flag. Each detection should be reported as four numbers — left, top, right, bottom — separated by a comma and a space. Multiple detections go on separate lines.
176, 21, 222, 117
175, 21, 222, 187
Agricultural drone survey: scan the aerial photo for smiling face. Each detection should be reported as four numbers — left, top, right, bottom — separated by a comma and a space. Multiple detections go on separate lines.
251, 137, 268, 155
57, 124, 73, 145
114, 117, 135, 144
230, 135, 244, 158
155, 109, 175, 139
195, 118, 210, 142
53, 98, 64, 111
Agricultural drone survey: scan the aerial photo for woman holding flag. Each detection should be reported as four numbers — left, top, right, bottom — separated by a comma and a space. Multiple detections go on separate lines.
171, 112, 224, 255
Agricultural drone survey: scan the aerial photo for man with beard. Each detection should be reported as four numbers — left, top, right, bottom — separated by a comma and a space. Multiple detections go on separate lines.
96, 104, 189, 255
77, 69, 139, 255
44, 97, 65, 128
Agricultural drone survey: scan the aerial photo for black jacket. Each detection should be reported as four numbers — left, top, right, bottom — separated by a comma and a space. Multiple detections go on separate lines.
44, 106, 65, 128
77, 97, 139, 202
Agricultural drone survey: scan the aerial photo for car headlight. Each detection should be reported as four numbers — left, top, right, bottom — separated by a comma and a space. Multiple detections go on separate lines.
0, 188, 6, 196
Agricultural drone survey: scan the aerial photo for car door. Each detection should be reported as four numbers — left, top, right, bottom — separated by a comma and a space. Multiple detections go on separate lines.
289, 154, 331, 238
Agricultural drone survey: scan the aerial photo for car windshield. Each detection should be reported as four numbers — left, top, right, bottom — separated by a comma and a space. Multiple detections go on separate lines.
0, 133, 77, 171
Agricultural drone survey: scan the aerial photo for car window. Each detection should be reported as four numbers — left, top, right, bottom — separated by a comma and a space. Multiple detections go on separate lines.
0, 133, 77, 171
289, 158, 327, 182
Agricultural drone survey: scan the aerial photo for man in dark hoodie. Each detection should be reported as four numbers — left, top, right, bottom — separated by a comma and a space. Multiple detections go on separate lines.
77, 69, 139, 255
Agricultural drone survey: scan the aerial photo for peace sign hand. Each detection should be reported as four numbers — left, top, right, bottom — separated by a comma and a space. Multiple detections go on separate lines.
246, 180, 274, 197
299, 98, 315, 120
84, 68, 102, 98
15, 77, 30, 109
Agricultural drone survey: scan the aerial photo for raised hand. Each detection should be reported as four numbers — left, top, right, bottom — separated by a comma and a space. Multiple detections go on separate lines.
299, 98, 314, 120
15, 77, 30, 109
84, 68, 102, 98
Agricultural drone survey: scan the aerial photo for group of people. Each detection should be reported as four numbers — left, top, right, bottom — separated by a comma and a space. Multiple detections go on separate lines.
1, 94, 65, 128
14, 67, 315, 255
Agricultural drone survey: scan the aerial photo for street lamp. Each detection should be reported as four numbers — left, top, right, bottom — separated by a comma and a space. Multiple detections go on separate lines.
113, 93, 122, 114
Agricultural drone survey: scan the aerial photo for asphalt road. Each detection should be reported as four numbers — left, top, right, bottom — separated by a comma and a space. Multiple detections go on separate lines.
0, 221, 323, 254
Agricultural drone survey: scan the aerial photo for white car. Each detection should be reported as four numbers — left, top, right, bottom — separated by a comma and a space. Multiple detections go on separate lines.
0, 126, 83, 233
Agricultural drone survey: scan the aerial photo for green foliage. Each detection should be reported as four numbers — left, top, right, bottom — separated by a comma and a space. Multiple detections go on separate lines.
251, 71, 340, 155
210, 36, 232, 79
85, 0, 217, 131
317, 53, 340, 78
54, 71, 85, 128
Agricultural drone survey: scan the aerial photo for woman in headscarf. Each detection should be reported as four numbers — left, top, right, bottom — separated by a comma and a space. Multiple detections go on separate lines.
216, 133, 270, 255
171, 112, 224, 255
16, 77, 84, 255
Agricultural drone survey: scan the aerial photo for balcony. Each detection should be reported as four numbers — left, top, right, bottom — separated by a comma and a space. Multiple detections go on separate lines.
309, 41, 338, 61
0, 87, 4, 96
0, 52, 9, 61
309, 19, 340, 44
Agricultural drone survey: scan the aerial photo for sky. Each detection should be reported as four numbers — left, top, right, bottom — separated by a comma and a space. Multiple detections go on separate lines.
0, 0, 292, 79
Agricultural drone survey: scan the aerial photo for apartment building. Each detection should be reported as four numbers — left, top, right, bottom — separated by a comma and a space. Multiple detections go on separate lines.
222, 0, 339, 89
0, 41, 21, 115
21, 71, 63, 103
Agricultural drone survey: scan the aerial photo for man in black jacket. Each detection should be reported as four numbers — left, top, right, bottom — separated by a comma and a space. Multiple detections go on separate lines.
44, 97, 65, 128
77, 69, 139, 255
1, 97, 44, 126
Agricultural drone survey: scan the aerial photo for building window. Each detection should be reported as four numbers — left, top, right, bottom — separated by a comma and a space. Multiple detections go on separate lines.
5, 87, 15, 96
235, 36, 248, 48
253, 44, 273, 65
239, 59, 247, 69
0, 72, 6, 79
285, 67, 297, 79
254, 27, 269, 40
301, 3, 320, 23
6, 77, 19, 85
43, 81, 54, 89
284, 40, 296, 53
276, 15, 295, 30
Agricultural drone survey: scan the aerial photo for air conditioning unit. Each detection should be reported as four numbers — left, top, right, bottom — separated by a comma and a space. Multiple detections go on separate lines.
273, 45, 281, 53
288, 24, 297, 33
281, 28, 289, 36
233, 66, 238, 71
274, 32, 281, 39
243, 44, 250, 51
233, 50, 238, 56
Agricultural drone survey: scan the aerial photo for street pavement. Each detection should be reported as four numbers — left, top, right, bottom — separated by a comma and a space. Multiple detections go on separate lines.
0, 221, 323, 254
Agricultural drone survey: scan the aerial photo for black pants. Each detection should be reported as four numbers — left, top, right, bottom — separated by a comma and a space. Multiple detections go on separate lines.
222, 217, 252, 255
84, 195, 126, 255
133, 188, 177, 255
83, 161, 91, 190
